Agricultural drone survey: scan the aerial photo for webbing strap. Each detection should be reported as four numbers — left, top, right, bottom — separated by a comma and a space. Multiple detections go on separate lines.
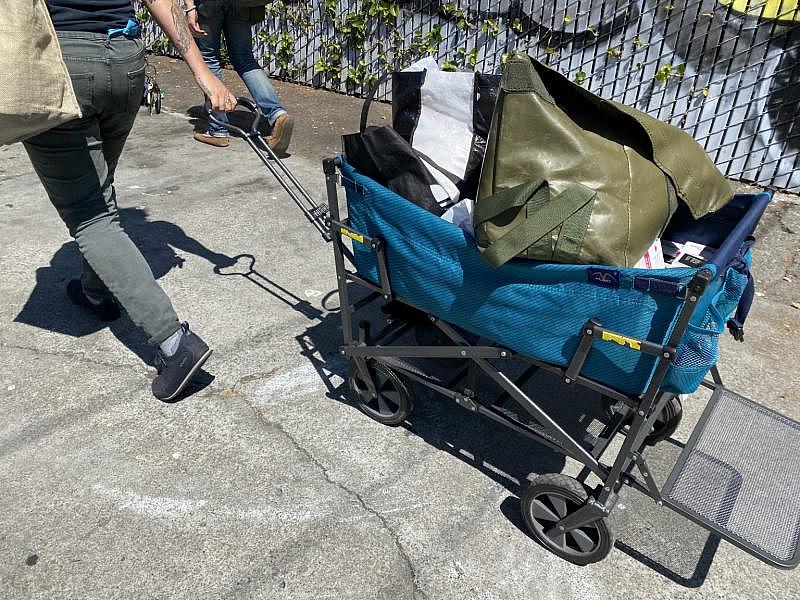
474, 179, 547, 221
727, 270, 754, 342
552, 190, 594, 263
359, 73, 391, 132
475, 180, 596, 267
504, 53, 555, 103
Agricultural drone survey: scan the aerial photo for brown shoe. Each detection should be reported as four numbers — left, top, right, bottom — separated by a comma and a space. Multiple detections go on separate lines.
267, 113, 293, 156
193, 131, 229, 147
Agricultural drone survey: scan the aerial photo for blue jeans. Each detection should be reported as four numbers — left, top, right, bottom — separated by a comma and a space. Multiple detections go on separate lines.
196, 3, 286, 134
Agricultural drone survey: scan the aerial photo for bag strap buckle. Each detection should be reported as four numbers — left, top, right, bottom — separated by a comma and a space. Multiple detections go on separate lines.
727, 318, 745, 342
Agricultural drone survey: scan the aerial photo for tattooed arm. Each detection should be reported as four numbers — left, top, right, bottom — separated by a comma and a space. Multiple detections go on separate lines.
142, 0, 236, 111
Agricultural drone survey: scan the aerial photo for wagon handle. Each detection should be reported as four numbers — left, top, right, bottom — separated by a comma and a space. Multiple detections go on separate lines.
203, 96, 262, 137
204, 97, 332, 242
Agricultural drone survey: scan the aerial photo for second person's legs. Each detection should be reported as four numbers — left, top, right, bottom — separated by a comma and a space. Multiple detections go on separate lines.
224, 8, 293, 154
223, 8, 286, 125
194, 2, 232, 143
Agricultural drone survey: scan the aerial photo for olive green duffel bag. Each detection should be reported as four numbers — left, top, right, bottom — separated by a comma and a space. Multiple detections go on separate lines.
475, 53, 733, 268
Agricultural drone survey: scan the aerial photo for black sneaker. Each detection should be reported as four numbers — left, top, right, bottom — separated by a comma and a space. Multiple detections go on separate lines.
152, 323, 213, 401
67, 279, 121, 322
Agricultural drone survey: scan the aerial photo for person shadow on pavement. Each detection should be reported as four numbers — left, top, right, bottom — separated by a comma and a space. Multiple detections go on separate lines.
14, 207, 235, 398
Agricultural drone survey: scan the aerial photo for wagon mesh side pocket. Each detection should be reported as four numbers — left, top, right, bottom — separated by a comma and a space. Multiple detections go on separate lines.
666, 265, 749, 393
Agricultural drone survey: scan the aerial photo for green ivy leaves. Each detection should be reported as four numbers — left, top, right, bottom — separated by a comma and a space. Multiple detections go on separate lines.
654, 63, 686, 85
258, 30, 297, 74
440, 4, 471, 30
481, 19, 500, 38
139, 1, 680, 100
312, 1, 403, 87
347, 59, 377, 88
341, 13, 368, 47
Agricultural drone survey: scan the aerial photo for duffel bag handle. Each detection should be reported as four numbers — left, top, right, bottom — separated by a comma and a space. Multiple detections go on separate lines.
474, 180, 596, 268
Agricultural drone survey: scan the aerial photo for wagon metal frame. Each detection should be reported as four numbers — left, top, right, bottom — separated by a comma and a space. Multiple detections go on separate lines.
321, 156, 800, 568
214, 100, 800, 568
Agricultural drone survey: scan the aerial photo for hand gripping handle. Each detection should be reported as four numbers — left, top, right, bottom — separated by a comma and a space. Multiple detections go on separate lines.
204, 96, 263, 137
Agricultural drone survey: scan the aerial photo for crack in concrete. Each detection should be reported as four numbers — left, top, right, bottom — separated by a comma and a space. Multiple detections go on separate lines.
1, 341, 143, 371
233, 368, 282, 387
0, 172, 34, 184
225, 385, 428, 600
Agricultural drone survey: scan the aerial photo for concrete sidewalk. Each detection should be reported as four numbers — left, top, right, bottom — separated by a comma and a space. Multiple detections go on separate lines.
1, 56, 799, 599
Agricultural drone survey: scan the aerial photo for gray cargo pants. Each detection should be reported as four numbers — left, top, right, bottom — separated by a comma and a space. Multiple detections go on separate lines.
23, 32, 180, 345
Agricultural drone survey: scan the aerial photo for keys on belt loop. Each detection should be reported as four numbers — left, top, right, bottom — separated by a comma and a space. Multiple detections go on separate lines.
141, 61, 163, 115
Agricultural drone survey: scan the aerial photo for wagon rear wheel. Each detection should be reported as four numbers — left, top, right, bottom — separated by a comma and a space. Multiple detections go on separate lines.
644, 394, 683, 445
347, 361, 413, 426
603, 393, 683, 445
521, 473, 614, 566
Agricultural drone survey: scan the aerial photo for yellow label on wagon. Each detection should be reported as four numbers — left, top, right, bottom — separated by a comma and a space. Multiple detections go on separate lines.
601, 331, 642, 351
340, 228, 364, 244
718, 0, 799, 22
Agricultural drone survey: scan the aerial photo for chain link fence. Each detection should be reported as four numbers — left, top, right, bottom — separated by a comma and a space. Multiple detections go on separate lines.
142, 1, 800, 192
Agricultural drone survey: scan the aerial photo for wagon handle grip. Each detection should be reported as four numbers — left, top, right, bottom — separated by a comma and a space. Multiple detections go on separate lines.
204, 97, 262, 137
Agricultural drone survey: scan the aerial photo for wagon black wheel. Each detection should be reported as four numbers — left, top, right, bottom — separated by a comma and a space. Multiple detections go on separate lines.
521, 473, 614, 566
644, 394, 683, 445
602, 394, 683, 446
347, 361, 413, 426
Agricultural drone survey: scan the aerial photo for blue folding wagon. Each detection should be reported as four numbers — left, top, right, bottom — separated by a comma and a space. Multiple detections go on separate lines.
211, 98, 800, 568
320, 156, 800, 568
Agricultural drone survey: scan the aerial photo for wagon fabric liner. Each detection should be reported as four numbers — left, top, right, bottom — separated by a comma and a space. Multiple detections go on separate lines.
341, 160, 755, 397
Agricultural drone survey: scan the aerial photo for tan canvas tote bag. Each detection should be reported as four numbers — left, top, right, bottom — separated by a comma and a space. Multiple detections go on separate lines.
0, 0, 81, 145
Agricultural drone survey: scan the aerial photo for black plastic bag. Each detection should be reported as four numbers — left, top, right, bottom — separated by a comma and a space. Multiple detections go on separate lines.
343, 125, 447, 216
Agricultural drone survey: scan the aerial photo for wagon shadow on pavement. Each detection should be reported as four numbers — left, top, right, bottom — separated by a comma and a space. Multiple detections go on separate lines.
205, 256, 722, 586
